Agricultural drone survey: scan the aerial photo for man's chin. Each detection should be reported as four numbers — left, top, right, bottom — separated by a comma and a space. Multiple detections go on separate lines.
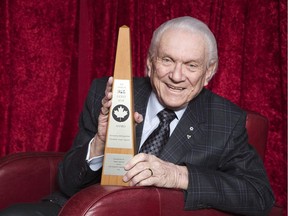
161, 99, 187, 110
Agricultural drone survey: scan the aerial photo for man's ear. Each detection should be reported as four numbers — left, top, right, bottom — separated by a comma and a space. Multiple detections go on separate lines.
146, 57, 152, 77
204, 62, 217, 86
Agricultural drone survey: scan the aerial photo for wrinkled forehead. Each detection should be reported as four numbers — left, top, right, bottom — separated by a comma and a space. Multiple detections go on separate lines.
157, 28, 207, 61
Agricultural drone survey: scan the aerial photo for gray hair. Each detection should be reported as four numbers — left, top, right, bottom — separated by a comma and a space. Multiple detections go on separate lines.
148, 16, 218, 76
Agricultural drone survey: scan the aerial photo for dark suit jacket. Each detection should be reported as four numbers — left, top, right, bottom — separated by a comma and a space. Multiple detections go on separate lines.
58, 77, 274, 215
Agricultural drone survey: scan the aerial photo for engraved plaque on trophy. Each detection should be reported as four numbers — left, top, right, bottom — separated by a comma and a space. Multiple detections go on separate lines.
101, 26, 135, 186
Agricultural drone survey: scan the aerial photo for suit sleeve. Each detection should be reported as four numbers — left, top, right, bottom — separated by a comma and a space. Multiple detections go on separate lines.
183, 111, 275, 216
57, 78, 107, 197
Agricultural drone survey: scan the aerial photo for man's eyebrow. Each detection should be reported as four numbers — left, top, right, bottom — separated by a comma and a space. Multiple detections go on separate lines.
184, 58, 204, 64
158, 51, 205, 64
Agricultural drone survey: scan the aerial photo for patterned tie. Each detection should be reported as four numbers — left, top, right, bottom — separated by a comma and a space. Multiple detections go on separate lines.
140, 108, 176, 156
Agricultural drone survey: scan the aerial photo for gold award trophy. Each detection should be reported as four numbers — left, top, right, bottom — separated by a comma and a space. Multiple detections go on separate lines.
101, 26, 135, 186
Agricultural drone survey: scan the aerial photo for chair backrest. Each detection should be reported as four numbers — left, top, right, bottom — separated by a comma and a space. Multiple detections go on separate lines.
245, 110, 269, 160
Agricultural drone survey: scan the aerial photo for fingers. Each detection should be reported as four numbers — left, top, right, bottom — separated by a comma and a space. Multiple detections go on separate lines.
124, 153, 150, 170
122, 164, 154, 186
122, 154, 187, 189
100, 104, 110, 116
95, 77, 114, 148
128, 168, 154, 186
100, 77, 143, 122
147, 168, 153, 176
134, 112, 143, 124
100, 77, 113, 116
105, 76, 113, 96
123, 153, 157, 186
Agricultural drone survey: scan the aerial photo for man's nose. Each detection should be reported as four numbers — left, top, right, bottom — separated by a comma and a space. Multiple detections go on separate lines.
170, 63, 185, 81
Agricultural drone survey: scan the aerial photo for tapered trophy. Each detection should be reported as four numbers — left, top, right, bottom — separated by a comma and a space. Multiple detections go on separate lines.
101, 26, 135, 186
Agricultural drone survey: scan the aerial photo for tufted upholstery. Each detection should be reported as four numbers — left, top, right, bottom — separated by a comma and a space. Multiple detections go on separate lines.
0, 111, 283, 215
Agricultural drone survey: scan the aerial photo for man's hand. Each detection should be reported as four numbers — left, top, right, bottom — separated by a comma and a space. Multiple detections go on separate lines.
89, 77, 143, 158
89, 77, 113, 158
123, 153, 188, 190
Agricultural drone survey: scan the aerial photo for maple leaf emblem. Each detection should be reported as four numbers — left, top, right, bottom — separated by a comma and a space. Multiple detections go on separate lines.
114, 106, 128, 120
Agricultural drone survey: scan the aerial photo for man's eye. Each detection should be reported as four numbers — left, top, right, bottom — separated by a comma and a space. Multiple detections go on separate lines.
188, 63, 197, 68
162, 58, 171, 62
186, 63, 198, 72
161, 58, 173, 65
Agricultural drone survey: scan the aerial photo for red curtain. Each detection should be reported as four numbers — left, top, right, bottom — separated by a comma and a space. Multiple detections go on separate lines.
0, 0, 286, 212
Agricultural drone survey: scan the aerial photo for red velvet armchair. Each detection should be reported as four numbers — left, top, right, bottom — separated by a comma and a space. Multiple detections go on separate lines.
0, 111, 283, 215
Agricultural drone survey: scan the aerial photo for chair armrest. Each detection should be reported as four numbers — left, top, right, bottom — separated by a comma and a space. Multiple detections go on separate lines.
0, 152, 64, 209
59, 184, 234, 216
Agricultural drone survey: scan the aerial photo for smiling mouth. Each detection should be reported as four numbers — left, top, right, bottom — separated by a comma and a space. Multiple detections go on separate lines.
166, 84, 184, 91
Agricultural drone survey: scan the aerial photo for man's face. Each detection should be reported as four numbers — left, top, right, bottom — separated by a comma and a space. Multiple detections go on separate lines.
147, 28, 215, 110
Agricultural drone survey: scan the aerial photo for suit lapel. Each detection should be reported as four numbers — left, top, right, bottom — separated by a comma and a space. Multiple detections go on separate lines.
160, 89, 209, 163
133, 77, 152, 151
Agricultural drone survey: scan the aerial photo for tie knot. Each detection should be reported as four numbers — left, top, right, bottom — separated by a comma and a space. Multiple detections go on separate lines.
157, 108, 176, 124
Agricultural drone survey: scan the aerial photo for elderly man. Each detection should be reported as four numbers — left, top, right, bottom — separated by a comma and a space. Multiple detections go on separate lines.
0, 16, 274, 216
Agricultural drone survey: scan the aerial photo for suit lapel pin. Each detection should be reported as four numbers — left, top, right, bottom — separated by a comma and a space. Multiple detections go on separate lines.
187, 126, 194, 139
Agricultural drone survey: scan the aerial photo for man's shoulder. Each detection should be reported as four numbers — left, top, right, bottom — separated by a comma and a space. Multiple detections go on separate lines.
132, 76, 152, 92
194, 89, 247, 128
202, 88, 244, 114
88, 77, 109, 93
91, 76, 109, 86
133, 76, 150, 85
